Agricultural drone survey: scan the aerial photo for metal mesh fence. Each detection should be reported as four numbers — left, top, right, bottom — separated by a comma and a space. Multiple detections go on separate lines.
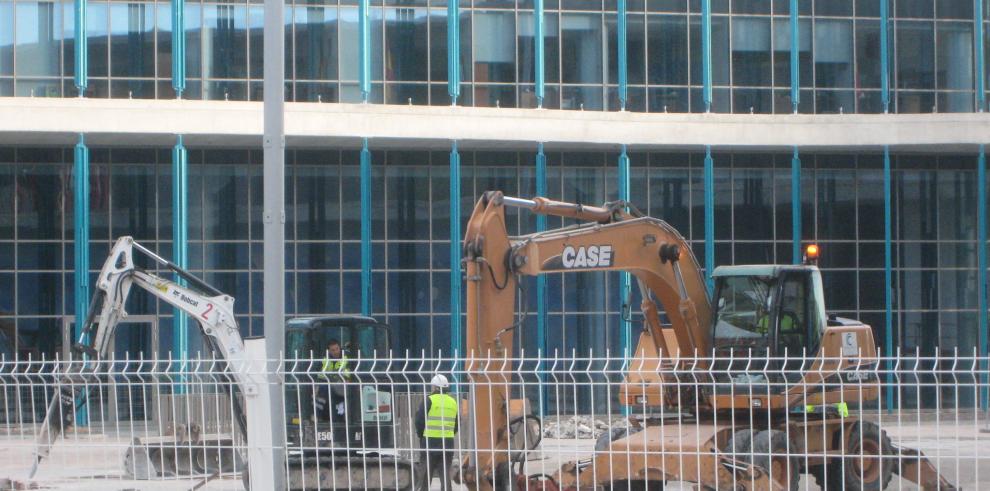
1, 351, 986, 490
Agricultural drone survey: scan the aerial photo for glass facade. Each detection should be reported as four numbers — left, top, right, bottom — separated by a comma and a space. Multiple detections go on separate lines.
0, 0, 987, 113
0, 146, 983, 367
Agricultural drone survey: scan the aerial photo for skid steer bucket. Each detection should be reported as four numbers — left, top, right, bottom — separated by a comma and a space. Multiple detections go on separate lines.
287, 453, 416, 490
123, 435, 243, 479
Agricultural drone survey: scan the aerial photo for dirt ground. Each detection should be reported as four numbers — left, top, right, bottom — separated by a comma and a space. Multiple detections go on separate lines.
0, 422, 986, 490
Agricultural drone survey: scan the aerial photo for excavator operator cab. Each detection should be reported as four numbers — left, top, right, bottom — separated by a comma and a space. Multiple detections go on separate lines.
284, 315, 395, 451
711, 264, 826, 362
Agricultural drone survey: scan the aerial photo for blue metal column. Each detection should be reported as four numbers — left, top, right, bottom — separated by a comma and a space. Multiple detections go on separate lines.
789, 0, 799, 113
791, 147, 801, 263
535, 143, 547, 415
74, 0, 87, 94
979, 145, 988, 409
976, 0, 986, 112
361, 139, 372, 316
704, 146, 714, 294
617, 0, 628, 111
171, 0, 185, 97
73, 134, 89, 424
450, 142, 462, 357
172, 136, 188, 366
359, 0, 371, 102
880, 0, 890, 113
535, 0, 545, 107
884, 146, 894, 411
701, 0, 712, 112
74, 136, 90, 343
447, 0, 460, 104
618, 146, 631, 354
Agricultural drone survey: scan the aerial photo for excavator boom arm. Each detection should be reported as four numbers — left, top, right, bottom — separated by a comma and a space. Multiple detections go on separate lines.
29, 236, 250, 478
461, 192, 712, 490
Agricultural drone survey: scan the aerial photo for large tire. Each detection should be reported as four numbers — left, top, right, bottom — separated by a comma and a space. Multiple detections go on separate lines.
828, 421, 894, 491
750, 430, 800, 491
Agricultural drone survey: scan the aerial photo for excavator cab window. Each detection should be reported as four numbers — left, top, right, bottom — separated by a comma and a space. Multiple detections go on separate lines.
286, 320, 390, 359
776, 272, 812, 357
712, 275, 776, 354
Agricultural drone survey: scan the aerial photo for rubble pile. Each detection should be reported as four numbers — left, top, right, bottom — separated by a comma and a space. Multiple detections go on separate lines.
542, 415, 631, 439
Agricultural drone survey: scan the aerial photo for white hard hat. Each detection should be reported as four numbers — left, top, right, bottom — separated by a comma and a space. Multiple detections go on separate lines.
431, 373, 449, 389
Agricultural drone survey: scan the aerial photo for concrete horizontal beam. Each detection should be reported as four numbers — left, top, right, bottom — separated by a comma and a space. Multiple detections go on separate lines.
0, 97, 988, 151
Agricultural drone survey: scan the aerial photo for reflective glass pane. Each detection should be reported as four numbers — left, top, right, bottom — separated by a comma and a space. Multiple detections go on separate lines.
184, 3, 202, 78
248, 6, 263, 79
17, 164, 66, 240
473, 11, 515, 83
896, 0, 933, 18
896, 21, 934, 89
428, 9, 447, 83
935, 22, 973, 91
295, 160, 340, 241
384, 7, 426, 82
155, 3, 171, 81
560, 13, 602, 85
202, 4, 247, 80
385, 165, 430, 241
0, 1, 13, 76
647, 14, 688, 86
15, 1, 63, 77
203, 163, 249, 241
294, 6, 338, 81
731, 16, 771, 87
711, 16, 730, 86
815, 0, 852, 16
814, 19, 853, 88
110, 163, 157, 239
936, 2, 973, 20
855, 22, 881, 88
0, 161, 12, 239
109, 2, 154, 78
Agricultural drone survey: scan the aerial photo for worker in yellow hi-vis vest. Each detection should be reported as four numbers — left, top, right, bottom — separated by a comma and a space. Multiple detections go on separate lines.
317, 339, 351, 423
415, 373, 458, 491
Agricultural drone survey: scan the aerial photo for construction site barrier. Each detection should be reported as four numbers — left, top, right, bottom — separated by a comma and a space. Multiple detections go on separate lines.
0, 350, 986, 490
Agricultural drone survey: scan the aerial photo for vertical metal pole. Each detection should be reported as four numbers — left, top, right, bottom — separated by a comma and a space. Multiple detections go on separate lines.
447, 0, 460, 104
618, 146, 631, 353
535, 143, 547, 416
359, 0, 371, 102
535, 0, 545, 107
361, 139, 372, 316
791, 147, 801, 264
618, 145, 631, 415
704, 146, 714, 294
617, 0, 627, 111
979, 145, 988, 409
73, 134, 89, 343
884, 145, 894, 412
73, 134, 89, 425
880, 0, 890, 113
789, 0, 799, 113
261, 0, 287, 483
74, 0, 87, 94
172, 135, 188, 391
172, 0, 185, 97
450, 141, 462, 357
701, 0, 712, 112
976, 0, 986, 112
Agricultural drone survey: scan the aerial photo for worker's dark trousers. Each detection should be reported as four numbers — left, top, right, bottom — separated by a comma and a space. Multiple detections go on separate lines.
420, 443, 454, 491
